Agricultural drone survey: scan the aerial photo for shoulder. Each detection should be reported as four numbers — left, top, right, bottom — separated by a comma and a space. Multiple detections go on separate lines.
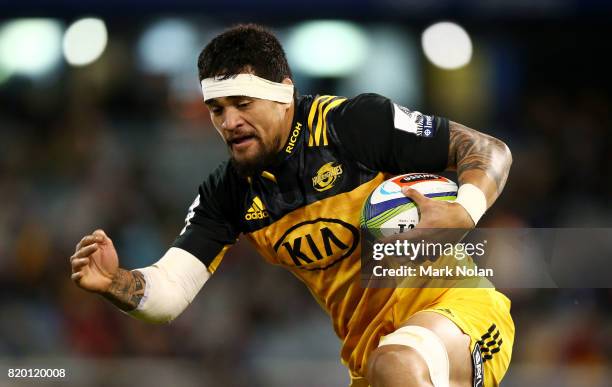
324, 93, 393, 135
293, 93, 394, 158
336, 93, 391, 115
324, 93, 394, 144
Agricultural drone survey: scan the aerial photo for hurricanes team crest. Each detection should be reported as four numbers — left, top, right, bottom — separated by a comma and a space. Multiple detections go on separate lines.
312, 162, 343, 192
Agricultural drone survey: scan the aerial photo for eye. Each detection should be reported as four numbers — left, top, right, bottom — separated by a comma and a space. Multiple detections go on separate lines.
237, 100, 251, 109
210, 106, 223, 115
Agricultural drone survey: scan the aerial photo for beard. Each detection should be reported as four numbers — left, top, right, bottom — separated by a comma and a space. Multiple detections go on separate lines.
229, 136, 281, 178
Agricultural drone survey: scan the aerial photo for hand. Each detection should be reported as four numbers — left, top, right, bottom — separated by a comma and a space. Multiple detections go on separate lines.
365, 187, 477, 287
376, 187, 473, 250
402, 187, 475, 229
70, 229, 119, 293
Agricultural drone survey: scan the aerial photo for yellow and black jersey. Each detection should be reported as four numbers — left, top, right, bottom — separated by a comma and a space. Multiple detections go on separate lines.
174, 93, 453, 375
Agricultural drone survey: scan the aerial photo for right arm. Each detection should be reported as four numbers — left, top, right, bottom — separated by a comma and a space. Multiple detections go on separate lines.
70, 164, 240, 323
70, 230, 213, 323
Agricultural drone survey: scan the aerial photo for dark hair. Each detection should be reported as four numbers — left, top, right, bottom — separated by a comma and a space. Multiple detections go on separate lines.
198, 24, 292, 82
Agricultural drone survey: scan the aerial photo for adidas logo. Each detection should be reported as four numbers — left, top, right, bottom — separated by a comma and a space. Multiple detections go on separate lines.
245, 196, 269, 221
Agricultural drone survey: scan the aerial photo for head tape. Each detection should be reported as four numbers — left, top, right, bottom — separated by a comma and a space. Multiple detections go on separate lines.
201, 74, 293, 103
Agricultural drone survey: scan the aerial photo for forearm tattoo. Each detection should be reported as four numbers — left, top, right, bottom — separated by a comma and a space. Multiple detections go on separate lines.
103, 269, 145, 311
447, 121, 512, 192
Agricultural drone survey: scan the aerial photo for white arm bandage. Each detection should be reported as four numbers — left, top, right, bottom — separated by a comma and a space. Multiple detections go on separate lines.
127, 247, 210, 324
454, 183, 488, 225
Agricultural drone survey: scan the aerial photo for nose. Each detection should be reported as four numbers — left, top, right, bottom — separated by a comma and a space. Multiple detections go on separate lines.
221, 107, 245, 130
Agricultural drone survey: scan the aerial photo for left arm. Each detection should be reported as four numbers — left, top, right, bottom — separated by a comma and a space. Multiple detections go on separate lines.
402, 121, 512, 228
446, 121, 512, 208
329, 94, 511, 226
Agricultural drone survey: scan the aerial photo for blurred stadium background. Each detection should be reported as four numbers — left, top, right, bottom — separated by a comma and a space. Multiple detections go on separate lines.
0, 0, 610, 386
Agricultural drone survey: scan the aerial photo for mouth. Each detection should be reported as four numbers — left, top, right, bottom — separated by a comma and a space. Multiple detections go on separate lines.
228, 134, 258, 151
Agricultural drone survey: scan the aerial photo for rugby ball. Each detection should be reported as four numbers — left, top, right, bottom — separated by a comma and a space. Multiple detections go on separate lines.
360, 173, 458, 238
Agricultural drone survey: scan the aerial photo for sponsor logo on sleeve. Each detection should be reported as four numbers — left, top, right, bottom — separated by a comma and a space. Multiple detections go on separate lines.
393, 103, 436, 137
422, 114, 434, 137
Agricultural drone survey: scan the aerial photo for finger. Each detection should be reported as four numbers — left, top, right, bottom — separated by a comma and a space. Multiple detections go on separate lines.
71, 271, 83, 282
71, 257, 90, 271
74, 243, 99, 259
75, 234, 103, 251
402, 187, 430, 207
75, 236, 87, 251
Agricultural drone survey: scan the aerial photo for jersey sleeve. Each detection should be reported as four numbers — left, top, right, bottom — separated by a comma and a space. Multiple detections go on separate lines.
172, 162, 240, 273
331, 93, 449, 174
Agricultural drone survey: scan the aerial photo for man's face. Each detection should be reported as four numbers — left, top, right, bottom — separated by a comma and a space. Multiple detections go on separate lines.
206, 94, 291, 177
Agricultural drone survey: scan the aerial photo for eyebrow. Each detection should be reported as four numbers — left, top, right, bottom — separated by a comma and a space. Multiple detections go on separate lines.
204, 96, 251, 107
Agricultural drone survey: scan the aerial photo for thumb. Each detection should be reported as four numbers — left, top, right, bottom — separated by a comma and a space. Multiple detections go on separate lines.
402, 187, 429, 207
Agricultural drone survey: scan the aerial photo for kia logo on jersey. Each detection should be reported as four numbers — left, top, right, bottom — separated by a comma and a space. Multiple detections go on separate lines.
273, 218, 359, 270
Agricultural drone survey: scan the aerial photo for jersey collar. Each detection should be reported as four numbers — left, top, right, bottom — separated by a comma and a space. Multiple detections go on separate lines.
271, 95, 306, 167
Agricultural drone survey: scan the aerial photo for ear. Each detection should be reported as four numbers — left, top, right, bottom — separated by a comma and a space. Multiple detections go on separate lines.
281, 78, 294, 111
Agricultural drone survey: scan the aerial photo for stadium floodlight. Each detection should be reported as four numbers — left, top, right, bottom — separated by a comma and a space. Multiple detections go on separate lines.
0, 19, 63, 77
421, 21, 473, 70
286, 20, 368, 77
63, 18, 108, 66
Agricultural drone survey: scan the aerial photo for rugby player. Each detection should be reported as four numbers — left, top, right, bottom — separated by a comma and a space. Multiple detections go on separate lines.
70, 24, 514, 387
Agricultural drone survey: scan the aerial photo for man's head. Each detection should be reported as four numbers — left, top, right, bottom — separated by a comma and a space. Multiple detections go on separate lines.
198, 24, 294, 177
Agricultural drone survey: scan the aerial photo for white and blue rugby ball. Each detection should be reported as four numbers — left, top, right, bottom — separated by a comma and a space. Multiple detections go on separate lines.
360, 173, 458, 239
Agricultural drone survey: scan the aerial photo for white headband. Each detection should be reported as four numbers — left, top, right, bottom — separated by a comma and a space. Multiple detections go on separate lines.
201, 74, 294, 103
